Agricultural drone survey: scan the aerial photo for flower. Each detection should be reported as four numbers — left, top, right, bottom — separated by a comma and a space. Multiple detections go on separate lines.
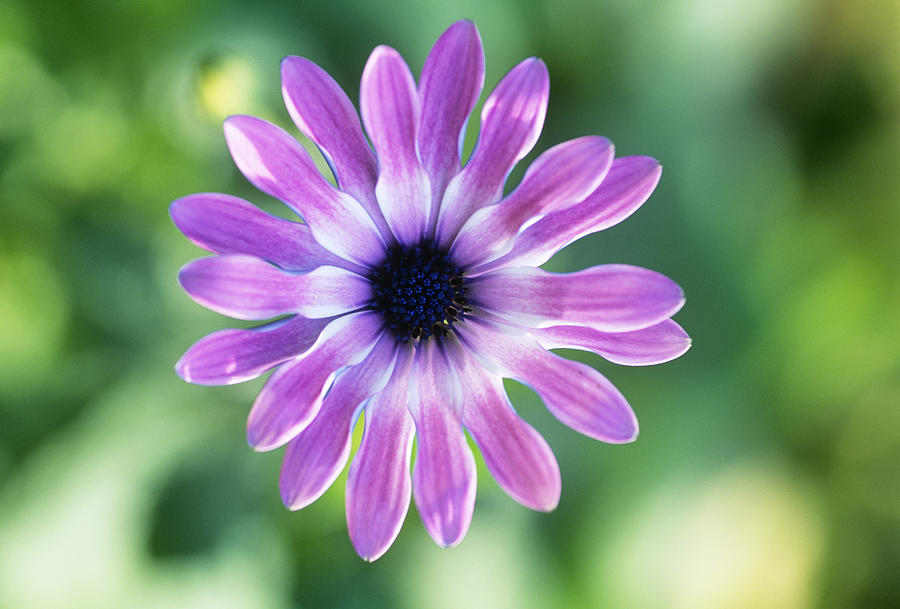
171, 20, 689, 561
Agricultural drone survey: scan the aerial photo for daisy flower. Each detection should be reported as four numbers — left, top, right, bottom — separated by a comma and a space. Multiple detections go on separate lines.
171, 20, 689, 561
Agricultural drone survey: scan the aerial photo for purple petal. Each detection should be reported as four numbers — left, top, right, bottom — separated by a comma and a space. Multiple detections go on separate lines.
279, 334, 399, 510
289, 265, 373, 319
458, 319, 638, 443
246, 312, 383, 451
470, 264, 685, 332
473, 156, 662, 273
169, 193, 353, 272
409, 342, 476, 547
418, 20, 485, 229
435, 58, 550, 245
451, 136, 614, 266
361, 45, 431, 245
448, 338, 560, 511
178, 255, 372, 320
280, 55, 392, 239
178, 255, 302, 320
175, 316, 331, 386
223, 115, 385, 265
534, 319, 692, 366
346, 346, 415, 561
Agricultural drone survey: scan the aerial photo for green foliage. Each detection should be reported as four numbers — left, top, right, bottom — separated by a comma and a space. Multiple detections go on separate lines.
1, 0, 897, 607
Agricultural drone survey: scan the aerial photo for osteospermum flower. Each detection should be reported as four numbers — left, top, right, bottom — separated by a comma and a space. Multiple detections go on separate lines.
172, 21, 689, 561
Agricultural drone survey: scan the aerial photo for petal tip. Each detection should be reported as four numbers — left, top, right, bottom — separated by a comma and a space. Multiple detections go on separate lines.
279, 486, 308, 512
222, 113, 248, 129
536, 496, 560, 513
168, 196, 185, 220
511, 483, 561, 513
620, 410, 641, 443
168, 196, 205, 239
175, 357, 194, 383
519, 56, 547, 75
621, 425, 640, 444
174, 356, 190, 382
433, 528, 467, 549
369, 44, 401, 62
175, 262, 193, 290
246, 424, 274, 452
351, 538, 390, 563
603, 428, 639, 445
673, 335, 693, 360
248, 424, 295, 452
446, 19, 479, 40
222, 114, 261, 140
280, 54, 303, 68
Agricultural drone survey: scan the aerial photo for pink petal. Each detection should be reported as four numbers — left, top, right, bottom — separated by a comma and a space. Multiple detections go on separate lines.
346, 346, 416, 562
418, 20, 485, 230
447, 338, 560, 511
470, 264, 685, 332
246, 312, 383, 451
223, 115, 385, 265
178, 255, 372, 320
361, 46, 431, 245
169, 193, 353, 272
289, 265, 373, 319
451, 136, 614, 266
409, 341, 476, 547
473, 156, 662, 274
279, 334, 399, 510
534, 319, 692, 366
280, 55, 392, 239
458, 319, 638, 443
435, 58, 550, 245
178, 255, 301, 320
175, 316, 331, 386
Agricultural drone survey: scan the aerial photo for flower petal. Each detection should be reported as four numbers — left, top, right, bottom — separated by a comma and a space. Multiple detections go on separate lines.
169, 193, 353, 272
175, 315, 331, 386
435, 58, 550, 245
409, 341, 476, 548
473, 156, 662, 274
279, 334, 399, 510
534, 319, 692, 366
178, 255, 372, 320
289, 266, 373, 319
470, 264, 685, 332
451, 136, 614, 267
458, 318, 638, 443
361, 46, 431, 245
418, 20, 485, 229
246, 312, 383, 451
346, 346, 415, 562
280, 55, 392, 238
178, 255, 299, 320
447, 338, 560, 511
223, 115, 385, 265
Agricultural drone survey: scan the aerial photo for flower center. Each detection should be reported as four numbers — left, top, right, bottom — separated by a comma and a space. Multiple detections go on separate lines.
368, 240, 468, 342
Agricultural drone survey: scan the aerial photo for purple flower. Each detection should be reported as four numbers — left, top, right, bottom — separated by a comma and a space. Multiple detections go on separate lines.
171, 21, 689, 561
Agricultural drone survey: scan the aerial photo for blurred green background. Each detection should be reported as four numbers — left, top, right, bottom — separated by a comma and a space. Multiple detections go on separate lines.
1, 0, 898, 607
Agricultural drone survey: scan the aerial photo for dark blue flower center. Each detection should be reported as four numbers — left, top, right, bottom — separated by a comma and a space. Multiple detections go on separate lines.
368, 240, 468, 342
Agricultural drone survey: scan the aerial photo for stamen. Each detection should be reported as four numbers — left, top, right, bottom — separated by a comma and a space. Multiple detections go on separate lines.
368, 240, 468, 342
